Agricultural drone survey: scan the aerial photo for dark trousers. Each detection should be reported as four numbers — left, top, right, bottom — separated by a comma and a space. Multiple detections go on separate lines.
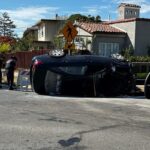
0, 69, 2, 85
6, 70, 14, 88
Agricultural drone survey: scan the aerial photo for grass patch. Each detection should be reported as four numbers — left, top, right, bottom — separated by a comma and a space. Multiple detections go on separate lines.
136, 72, 149, 79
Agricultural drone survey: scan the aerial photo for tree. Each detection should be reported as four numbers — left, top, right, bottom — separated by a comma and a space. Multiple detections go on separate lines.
120, 45, 134, 59
67, 14, 101, 23
13, 37, 30, 51
0, 36, 16, 52
67, 14, 88, 22
0, 12, 16, 37
53, 36, 64, 49
95, 15, 101, 22
0, 43, 10, 53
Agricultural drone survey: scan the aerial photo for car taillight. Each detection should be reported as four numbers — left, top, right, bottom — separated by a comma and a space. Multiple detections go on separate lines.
32, 60, 43, 69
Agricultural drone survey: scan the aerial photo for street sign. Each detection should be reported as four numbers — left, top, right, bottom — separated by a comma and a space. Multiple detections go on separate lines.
61, 21, 78, 42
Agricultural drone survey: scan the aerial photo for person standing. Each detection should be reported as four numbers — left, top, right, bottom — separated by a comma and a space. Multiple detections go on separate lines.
5, 56, 17, 90
0, 54, 5, 88
0, 57, 3, 88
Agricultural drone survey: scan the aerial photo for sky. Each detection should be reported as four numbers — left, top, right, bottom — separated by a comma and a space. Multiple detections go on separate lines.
0, 0, 150, 37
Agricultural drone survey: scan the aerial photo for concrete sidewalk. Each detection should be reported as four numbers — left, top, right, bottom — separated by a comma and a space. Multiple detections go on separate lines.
2, 69, 32, 91
2, 69, 19, 84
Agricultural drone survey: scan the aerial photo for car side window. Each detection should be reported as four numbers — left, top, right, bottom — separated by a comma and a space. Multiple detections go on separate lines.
59, 66, 87, 75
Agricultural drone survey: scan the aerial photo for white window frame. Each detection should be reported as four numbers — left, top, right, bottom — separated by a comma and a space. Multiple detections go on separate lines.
98, 42, 119, 57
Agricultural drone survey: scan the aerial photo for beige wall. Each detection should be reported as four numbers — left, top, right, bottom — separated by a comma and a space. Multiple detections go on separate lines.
76, 27, 92, 50
38, 20, 65, 42
111, 20, 150, 56
111, 21, 136, 50
118, 6, 140, 19
92, 34, 126, 55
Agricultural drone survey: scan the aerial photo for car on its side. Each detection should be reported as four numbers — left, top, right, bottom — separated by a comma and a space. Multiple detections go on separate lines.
30, 50, 135, 97
144, 73, 150, 99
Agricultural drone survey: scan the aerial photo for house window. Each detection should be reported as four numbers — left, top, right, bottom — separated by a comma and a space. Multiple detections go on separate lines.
98, 42, 119, 57
134, 11, 137, 15
39, 25, 44, 38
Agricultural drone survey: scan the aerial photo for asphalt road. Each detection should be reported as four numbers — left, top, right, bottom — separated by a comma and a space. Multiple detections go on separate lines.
0, 88, 150, 150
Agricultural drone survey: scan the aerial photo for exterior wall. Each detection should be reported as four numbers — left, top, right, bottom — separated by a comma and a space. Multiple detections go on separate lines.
33, 41, 54, 50
135, 21, 150, 56
124, 7, 140, 19
38, 20, 65, 42
118, 6, 140, 19
38, 23, 45, 41
92, 34, 126, 56
76, 27, 92, 36
23, 29, 38, 41
33, 30, 38, 41
75, 27, 92, 50
111, 21, 136, 50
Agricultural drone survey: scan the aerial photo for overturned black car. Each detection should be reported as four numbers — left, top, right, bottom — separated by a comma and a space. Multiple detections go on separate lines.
30, 50, 135, 97
144, 73, 150, 99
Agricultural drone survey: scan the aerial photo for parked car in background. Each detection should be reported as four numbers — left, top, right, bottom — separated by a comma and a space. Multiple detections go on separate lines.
144, 73, 150, 99
30, 50, 136, 97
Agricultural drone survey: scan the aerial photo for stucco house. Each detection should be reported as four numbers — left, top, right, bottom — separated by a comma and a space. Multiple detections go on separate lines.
74, 3, 150, 56
23, 17, 66, 50
74, 22, 126, 56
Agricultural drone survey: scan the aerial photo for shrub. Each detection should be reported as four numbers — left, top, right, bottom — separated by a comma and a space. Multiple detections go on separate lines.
136, 73, 148, 79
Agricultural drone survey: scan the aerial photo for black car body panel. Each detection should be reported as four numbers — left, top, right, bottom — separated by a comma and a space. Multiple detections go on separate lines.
144, 73, 150, 99
30, 53, 135, 97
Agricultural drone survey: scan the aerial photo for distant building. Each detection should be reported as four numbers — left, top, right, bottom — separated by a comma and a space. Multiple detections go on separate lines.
118, 3, 141, 19
74, 3, 150, 56
74, 22, 126, 56
23, 17, 66, 50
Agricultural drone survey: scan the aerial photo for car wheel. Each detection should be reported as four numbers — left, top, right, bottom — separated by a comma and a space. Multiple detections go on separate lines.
45, 71, 62, 95
32, 68, 46, 95
144, 73, 150, 99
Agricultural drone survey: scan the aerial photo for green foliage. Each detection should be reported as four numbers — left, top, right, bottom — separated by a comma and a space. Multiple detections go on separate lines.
128, 56, 150, 62
67, 14, 101, 23
136, 73, 148, 79
0, 43, 10, 53
53, 37, 64, 49
13, 38, 30, 51
0, 12, 16, 37
120, 46, 134, 59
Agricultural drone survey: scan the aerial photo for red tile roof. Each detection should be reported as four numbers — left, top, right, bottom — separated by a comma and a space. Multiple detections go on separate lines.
105, 18, 150, 25
76, 22, 125, 34
118, 3, 141, 8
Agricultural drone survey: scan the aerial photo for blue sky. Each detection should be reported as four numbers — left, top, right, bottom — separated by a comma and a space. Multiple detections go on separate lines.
0, 0, 150, 37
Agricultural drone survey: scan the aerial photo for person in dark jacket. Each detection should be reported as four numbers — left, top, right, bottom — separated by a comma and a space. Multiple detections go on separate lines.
0, 58, 3, 88
0, 54, 5, 88
5, 56, 17, 90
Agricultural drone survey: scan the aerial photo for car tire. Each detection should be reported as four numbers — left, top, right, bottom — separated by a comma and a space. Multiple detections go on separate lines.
144, 73, 150, 99
32, 68, 46, 95
45, 71, 62, 95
